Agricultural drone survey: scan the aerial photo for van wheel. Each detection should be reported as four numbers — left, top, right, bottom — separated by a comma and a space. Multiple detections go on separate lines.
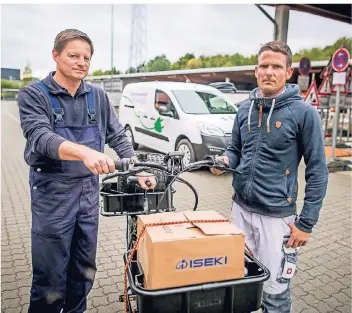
125, 126, 138, 150
176, 139, 196, 166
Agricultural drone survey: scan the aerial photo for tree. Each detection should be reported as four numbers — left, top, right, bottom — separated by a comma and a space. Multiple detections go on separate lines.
230, 53, 245, 66
89, 36, 352, 74
146, 55, 171, 72
103, 67, 121, 75
125, 67, 137, 74
172, 53, 196, 69
292, 37, 352, 62
91, 67, 121, 76
91, 69, 104, 76
186, 58, 200, 69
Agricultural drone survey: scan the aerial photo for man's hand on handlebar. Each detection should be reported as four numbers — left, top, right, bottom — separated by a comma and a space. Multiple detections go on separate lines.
81, 148, 116, 175
136, 171, 157, 190
210, 155, 230, 175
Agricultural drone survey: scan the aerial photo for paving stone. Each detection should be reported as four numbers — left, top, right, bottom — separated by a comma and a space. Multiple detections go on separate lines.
292, 299, 311, 313
332, 291, 351, 306
1, 298, 21, 309
90, 295, 109, 307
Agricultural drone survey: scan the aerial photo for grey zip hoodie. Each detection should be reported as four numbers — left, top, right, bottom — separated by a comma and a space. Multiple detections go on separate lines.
224, 84, 329, 233
18, 72, 134, 166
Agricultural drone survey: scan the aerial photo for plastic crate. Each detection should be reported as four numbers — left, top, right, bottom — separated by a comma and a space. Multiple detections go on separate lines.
123, 251, 270, 313
100, 182, 171, 215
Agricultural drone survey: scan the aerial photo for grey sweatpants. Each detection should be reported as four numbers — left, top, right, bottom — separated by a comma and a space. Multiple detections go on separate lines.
231, 201, 299, 313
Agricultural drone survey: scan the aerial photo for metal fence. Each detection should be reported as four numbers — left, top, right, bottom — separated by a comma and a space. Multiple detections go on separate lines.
317, 94, 352, 145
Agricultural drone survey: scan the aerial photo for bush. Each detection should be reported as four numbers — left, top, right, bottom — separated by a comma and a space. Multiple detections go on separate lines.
1, 79, 25, 89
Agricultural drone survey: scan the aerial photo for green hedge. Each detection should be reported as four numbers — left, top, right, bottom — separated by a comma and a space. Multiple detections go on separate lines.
1, 79, 25, 89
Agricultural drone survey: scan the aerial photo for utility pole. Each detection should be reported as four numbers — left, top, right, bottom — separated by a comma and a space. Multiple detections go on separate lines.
128, 4, 148, 73
110, 4, 114, 91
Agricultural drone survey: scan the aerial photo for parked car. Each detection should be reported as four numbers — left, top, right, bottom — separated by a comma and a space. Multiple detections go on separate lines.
209, 82, 250, 107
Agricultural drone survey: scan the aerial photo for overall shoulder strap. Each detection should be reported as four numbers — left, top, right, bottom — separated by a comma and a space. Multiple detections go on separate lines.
86, 87, 96, 124
37, 81, 64, 124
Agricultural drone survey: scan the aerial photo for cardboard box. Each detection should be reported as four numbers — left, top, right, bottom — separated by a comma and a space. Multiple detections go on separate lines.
136, 210, 245, 290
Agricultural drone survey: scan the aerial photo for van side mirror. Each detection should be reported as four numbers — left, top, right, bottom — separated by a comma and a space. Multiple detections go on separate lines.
158, 105, 174, 118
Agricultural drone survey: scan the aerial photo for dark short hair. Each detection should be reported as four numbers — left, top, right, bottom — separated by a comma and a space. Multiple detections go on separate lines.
258, 41, 292, 67
53, 29, 94, 56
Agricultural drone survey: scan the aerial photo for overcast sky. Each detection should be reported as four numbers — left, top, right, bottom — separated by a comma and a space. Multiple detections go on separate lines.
1, 4, 351, 79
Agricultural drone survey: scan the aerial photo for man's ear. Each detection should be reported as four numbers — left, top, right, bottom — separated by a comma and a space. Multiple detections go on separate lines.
255, 65, 258, 78
52, 50, 59, 63
286, 67, 294, 80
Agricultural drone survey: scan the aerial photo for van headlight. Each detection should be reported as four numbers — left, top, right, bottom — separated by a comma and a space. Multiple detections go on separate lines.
199, 123, 224, 136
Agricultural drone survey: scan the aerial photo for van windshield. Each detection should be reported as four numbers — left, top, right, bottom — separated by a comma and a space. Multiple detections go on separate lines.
171, 90, 238, 114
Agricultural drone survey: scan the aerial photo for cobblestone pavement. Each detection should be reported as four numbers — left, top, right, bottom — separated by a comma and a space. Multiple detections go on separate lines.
1, 101, 351, 313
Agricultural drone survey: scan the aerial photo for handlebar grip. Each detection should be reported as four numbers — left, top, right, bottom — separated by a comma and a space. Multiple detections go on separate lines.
216, 158, 229, 168
127, 176, 138, 184
127, 176, 152, 188
113, 160, 121, 170
114, 158, 130, 171
203, 154, 229, 167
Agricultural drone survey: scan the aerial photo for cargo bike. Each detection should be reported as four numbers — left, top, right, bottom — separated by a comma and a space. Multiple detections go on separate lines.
100, 152, 270, 313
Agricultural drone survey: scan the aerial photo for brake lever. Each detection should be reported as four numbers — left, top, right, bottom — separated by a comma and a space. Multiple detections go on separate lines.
131, 178, 152, 212
208, 161, 241, 175
216, 167, 242, 175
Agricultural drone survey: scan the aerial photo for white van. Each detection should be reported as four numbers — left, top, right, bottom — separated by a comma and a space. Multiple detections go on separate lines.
119, 81, 240, 165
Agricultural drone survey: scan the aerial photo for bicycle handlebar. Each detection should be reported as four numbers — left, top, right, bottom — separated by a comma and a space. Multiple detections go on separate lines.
101, 154, 240, 215
111, 155, 240, 177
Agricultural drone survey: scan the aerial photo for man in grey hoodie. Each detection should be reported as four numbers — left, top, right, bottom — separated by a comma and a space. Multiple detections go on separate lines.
212, 41, 329, 312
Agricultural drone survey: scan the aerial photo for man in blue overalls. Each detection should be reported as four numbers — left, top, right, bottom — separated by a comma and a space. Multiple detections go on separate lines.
18, 29, 156, 313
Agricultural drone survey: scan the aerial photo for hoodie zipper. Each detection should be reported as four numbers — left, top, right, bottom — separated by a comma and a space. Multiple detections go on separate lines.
244, 110, 266, 203
258, 103, 263, 128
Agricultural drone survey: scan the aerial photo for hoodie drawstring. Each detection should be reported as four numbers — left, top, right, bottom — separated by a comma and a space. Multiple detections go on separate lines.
248, 100, 254, 131
266, 98, 276, 132
248, 98, 276, 132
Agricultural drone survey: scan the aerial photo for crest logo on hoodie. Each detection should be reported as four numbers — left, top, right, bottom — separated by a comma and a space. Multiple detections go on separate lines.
276, 121, 282, 129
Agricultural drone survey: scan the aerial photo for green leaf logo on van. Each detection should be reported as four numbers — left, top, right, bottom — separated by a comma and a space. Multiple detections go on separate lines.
135, 112, 164, 133
154, 117, 164, 133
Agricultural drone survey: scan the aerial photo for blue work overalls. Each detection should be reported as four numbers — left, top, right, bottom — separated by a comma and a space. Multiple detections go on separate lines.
28, 81, 103, 313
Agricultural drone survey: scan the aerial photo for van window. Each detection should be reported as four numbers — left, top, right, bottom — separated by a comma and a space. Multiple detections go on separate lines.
172, 90, 237, 115
155, 90, 179, 119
